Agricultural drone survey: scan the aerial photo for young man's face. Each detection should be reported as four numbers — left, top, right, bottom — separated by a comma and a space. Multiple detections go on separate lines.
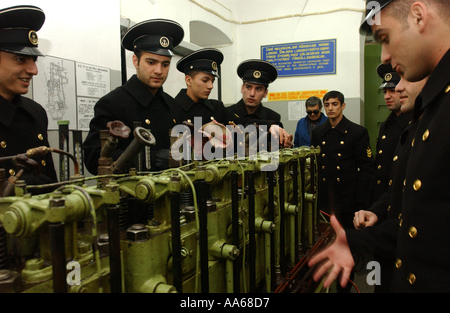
0, 51, 38, 101
323, 97, 345, 120
396, 76, 428, 114
133, 51, 171, 94
371, 5, 431, 82
241, 82, 268, 109
186, 72, 215, 103
383, 87, 402, 113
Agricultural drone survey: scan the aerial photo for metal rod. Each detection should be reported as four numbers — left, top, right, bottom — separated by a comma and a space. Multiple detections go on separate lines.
72, 130, 84, 176
195, 179, 209, 293
58, 120, 70, 181
247, 170, 256, 293
107, 205, 122, 293
0, 223, 7, 269
49, 222, 67, 293
292, 160, 300, 262
170, 191, 183, 293
267, 170, 276, 291
278, 164, 286, 276
231, 170, 241, 293
300, 158, 307, 251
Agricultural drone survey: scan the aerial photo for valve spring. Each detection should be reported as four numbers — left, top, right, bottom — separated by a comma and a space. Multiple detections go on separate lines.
0, 225, 7, 269
148, 203, 154, 220
180, 190, 194, 208
118, 203, 129, 231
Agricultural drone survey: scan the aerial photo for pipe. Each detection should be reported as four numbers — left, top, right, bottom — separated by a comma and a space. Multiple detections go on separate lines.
112, 127, 155, 174
231, 170, 240, 293
107, 205, 122, 293
49, 222, 67, 293
170, 190, 183, 293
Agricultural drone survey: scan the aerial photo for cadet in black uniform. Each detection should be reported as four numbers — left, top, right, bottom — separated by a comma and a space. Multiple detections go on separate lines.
174, 49, 292, 150
311, 90, 374, 230
0, 5, 57, 191
83, 19, 185, 174
309, 0, 450, 292
228, 59, 282, 123
366, 63, 412, 206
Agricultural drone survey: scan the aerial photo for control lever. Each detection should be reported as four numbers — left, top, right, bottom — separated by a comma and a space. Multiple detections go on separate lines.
111, 127, 155, 173
1, 154, 40, 197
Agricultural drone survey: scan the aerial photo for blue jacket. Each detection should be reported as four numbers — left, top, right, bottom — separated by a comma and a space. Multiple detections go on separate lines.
294, 114, 328, 147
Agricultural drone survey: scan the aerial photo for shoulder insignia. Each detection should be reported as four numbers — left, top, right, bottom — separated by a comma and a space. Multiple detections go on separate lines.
367, 146, 372, 158
235, 113, 239, 118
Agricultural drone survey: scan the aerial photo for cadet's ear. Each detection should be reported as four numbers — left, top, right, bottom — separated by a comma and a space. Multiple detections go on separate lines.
185, 75, 192, 87
410, 1, 428, 33
132, 54, 138, 69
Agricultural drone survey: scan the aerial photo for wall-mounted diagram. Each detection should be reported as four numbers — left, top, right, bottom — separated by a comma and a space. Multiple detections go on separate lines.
45, 61, 69, 121
34, 56, 77, 130
33, 56, 111, 131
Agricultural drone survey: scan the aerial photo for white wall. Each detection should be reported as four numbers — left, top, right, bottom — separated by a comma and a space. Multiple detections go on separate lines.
7, 0, 122, 70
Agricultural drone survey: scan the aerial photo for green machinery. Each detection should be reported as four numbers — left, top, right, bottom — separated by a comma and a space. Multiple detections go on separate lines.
0, 127, 333, 293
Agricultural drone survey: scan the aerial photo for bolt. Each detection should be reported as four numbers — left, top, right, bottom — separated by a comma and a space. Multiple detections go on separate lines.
126, 224, 149, 242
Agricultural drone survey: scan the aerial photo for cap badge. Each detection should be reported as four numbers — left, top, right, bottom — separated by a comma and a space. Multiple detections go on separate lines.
160, 36, 169, 48
253, 71, 261, 79
28, 30, 38, 46
384, 73, 392, 82
212, 61, 217, 71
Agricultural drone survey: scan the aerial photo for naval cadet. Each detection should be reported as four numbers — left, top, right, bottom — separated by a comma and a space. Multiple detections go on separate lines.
174, 48, 292, 150
0, 5, 57, 192
351, 76, 427, 293
366, 63, 412, 207
227, 59, 281, 123
83, 19, 185, 174
311, 90, 374, 230
309, 0, 450, 293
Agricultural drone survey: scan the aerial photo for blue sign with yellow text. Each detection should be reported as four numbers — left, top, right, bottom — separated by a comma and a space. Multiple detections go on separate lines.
261, 39, 336, 77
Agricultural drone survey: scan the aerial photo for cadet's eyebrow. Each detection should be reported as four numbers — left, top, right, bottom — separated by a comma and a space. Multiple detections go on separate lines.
373, 28, 385, 43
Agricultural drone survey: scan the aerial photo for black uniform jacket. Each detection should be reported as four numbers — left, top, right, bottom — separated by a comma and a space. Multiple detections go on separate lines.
0, 95, 57, 188
83, 75, 184, 174
311, 115, 374, 216
227, 99, 281, 123
346, 120, 418, 292
389, 48, 450, 292
368, 110, 412, 206
174, 89, 282, 129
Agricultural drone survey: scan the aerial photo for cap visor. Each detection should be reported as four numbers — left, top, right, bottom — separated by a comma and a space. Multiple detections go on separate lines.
0, 46, 44, 56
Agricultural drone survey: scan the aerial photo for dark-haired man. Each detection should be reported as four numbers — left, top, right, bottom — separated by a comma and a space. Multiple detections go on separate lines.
311, 90, 374, 229
83, 19, 185, 174
309, 0, 450, 292
0, 5, 57, 192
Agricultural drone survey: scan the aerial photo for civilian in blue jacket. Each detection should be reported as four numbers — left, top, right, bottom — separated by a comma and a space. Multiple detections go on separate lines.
293, 96, 327, 147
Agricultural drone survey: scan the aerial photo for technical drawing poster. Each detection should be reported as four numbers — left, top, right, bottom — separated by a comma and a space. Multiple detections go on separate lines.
75, 62, 110, 98
33, 56, 77, 130
77, 97, 97, 131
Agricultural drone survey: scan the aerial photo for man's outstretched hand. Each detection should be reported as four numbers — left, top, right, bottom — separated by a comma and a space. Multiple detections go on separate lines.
308, 215, 355, 288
